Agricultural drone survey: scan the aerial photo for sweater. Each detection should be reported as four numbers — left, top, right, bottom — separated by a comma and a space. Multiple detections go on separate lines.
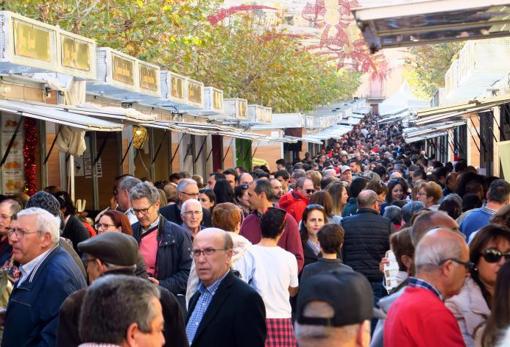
384, 286, 465, 347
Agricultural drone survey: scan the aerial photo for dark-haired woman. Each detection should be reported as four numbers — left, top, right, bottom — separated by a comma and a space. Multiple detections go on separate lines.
446, 224, 510, 347
198, 188, 216, 212
213, 179, 235, 204
480, 261, 510, 346
385, 178, 409, 207
235, 184, 250, 217
299, 204, 328, 267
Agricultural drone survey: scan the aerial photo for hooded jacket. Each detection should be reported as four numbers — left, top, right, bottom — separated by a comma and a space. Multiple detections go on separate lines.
279, 190, 308, 223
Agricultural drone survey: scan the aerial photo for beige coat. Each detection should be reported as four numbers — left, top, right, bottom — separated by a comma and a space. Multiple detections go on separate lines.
446, 277, 491, 347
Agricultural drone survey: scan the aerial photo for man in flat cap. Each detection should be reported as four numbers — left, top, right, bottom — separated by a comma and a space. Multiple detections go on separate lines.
57, 232, 188, 347
295, 270, 373, 347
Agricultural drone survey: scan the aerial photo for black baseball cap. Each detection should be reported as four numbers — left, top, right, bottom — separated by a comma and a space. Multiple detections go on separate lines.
296, 270, 373, 327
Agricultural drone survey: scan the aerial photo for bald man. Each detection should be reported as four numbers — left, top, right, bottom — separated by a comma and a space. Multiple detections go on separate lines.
384, 229, 469, 347
186, 229, 266, 347
411, 211, 460, 246
342, 190, 392, 302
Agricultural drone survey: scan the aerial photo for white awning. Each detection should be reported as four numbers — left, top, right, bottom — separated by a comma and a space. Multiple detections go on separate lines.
306, 125, 352, 141
60, 103, 157, 122
0, 100, 123, 132
301, 136, 323, 145
406, 131, 448, 144
415, 95, 510, 125
404, 120, 466, 139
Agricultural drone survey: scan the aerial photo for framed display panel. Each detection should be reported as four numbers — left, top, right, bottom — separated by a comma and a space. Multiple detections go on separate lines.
58, 30, 96, 80
187, 78, 204, 109
138, 60, 161, 98
0, 113, 25, 194
87, 47, 138, 97
204, 87, 224, 113
0, 11, 58, 73
224, 98, 248, 120
248, 104, 272, 124
160, 71, 188, 106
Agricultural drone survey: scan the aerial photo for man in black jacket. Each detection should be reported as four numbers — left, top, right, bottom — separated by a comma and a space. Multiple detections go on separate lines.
186, 228, 266, 347
129, 182, 192, 298
341, 189, 392, 302
160, 178, 212, 227
57, 232, 188, 347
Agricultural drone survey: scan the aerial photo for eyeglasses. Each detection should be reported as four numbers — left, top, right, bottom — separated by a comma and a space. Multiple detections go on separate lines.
481, 249, 510, 263
239, 183, 249, 189
7, 227, 38, 238
183, 210, 202, 216
191, 248, 227, 258
95, 223, 116, 230
132, 205, 154, 215
439, 258, 474, 271
305, 189, 316, 195
181, 191, 199, 197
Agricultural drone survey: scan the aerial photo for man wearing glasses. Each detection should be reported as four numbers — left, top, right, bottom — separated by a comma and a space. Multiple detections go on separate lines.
384, 229, 469, 347
130, 182, 192, 299
186, 228, 266, 347
160, 178, 212, 228
2, 207, 86, 346
0, 198, 21, 267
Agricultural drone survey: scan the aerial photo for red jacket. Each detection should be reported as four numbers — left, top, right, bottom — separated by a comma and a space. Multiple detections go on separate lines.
240, 211, 304, 272
279, 190, 308, 223
384, 286, 465, 347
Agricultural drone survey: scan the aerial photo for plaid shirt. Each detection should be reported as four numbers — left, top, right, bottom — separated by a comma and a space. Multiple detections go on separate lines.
186, 271, 228, 344
408, 276, 444, 301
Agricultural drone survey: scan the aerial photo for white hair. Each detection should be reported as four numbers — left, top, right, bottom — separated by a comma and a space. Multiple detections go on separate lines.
17, 207, 60, 244
414, 228, 464, 272
181, 199, 202, 215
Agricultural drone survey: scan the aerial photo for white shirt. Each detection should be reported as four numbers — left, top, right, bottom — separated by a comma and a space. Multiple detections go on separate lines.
244, 245, 298, 318
18, 247, 54, 286
125, 208, 139, 225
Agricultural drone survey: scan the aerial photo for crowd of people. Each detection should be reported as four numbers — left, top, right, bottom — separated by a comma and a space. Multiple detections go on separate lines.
0, 112, 510, 347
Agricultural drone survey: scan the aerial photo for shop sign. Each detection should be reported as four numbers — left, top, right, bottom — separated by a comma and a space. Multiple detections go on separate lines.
188, 78, 204, 107
0, 11, 58, 72
204, 87, 223, 113
59, 31, 96, 79
0, 114, 24, 194
248, 105, 272, 124
112, 53, 135, 86
224, 98, 248, 120
13, 18, 52, 63
138, 61, 160, 95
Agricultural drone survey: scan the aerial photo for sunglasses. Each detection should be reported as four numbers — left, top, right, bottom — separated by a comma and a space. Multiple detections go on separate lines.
481, 249, 510, 263
305, 189, 316, 195
306, 203, 325, 211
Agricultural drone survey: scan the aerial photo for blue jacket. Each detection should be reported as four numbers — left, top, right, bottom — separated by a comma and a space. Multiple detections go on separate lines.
2, 246, 87, 347
132, 215, 192, 295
